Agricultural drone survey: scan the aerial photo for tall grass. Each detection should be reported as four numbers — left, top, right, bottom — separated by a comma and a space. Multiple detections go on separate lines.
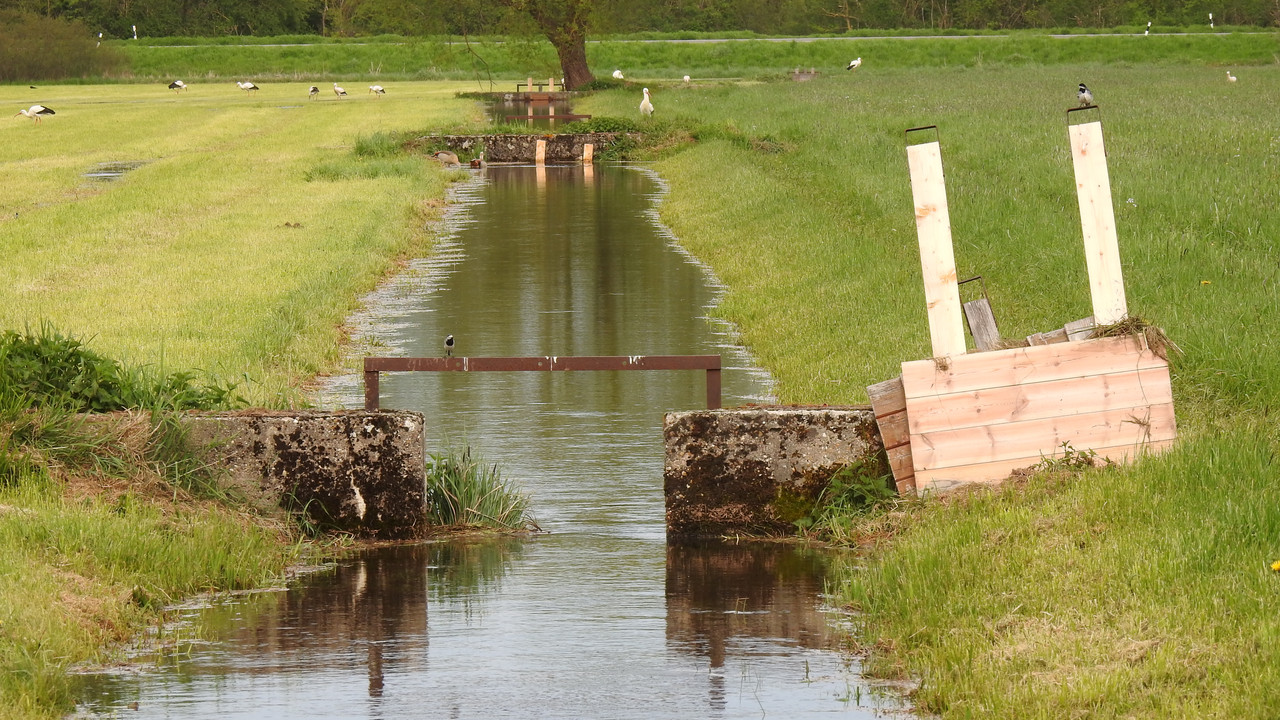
424, 448, 537, 532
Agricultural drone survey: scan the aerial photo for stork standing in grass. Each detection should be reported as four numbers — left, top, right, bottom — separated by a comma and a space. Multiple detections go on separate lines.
333, 83, 347, 98
612, 69, 624, 80
1227, 71, 1237, 82
168, 80, 187, 92
308, 85, 319, 99
1144, 21, 1151, 35
846, 57, 862, 70
369, 85, 385, 98
639, 87, 654, 116
14, 105, 55, 123
237, 81, 259, 93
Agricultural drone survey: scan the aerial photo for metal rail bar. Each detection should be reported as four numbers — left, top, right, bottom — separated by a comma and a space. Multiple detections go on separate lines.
503, 114, 592, 120
363, 355, 722, 411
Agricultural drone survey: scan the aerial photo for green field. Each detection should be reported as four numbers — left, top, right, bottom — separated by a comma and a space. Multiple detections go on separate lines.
4, 32, 1280, 718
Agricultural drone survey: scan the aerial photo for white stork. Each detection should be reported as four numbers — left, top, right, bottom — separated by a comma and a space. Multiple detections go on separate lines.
639, 87, 654, 116
612, 69, 624, 80
369, 85, 385, 98
1144, 21, 1151, 35
1227, 70, 1237, 82
237, 81, 259, 93
308, 85, 319, 99
333, 83, 347, 98
683, 75, 691, 83
168, 80, 187, 92
14, 105, 55, 123
846, 57, 862, 70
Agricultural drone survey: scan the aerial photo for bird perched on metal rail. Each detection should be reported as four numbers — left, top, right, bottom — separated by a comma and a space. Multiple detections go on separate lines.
1077, 83, 1094, 106
846, 57, 862, 70
333, 83, 347, 98
168, 80, 187, 92
640, 87, 654, 116
444, 335, 454, 357
14, 105, 55, 123
237, 81, 259, 93
308, 85, 319, 99
369, 85, 385, 97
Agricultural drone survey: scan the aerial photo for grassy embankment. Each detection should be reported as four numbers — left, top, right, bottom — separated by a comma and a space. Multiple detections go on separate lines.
0, 81, 479, 718
572, 41, 1280, 717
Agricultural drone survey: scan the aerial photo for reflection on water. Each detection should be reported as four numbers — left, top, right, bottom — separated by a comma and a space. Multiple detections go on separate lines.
487, 98, 576, 129
73, 165, 904, 717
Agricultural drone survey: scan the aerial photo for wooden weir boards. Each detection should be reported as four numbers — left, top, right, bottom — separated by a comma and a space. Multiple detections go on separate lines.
906, 140, 966, 358
1070, 120, 1128, 325
900, 335, 1175, 492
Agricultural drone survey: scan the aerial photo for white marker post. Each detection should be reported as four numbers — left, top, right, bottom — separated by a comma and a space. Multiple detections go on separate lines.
906, 133, 967, 358
1069, 118, 1128, 324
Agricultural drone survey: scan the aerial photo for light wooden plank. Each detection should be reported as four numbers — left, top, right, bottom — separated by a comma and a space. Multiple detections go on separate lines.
1070, 121, 1128, 325
887, 443, 915, 478
906, 141, 966, 358
902, 334, 1164, 397
867, 377, 906, 416
535, 138, 547, 165
916, 439, 1175, 492
906, 366, 1173, 435
583, 143, 594, 164
963, 298, 1001, 351
911, 402, 1176, 471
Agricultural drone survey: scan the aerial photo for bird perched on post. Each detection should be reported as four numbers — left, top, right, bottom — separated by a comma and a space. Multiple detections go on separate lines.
1226, 71, 1237, 82
237, 81, 259, 93
308, 85, 319, 99
14, 105, 55, 123
333, 83, 347, 98
640, 87, 654, 116
444, 335, 454, 357
369, 85, 385, 97
1077, 83, 1094, 106
168, 80, 187, 92
846, 57, 862, 70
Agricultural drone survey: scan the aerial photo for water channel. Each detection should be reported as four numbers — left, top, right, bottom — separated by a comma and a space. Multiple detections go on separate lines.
73, 164, 904, 718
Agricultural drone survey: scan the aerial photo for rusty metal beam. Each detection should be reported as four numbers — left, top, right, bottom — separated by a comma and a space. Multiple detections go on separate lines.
363, 355, 722, 411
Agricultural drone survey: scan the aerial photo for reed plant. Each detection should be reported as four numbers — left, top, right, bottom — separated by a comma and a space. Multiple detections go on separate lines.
424, 448, 537, 532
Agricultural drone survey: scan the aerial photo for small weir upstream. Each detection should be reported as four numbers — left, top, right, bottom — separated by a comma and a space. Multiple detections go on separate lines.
74, 165, 904, 718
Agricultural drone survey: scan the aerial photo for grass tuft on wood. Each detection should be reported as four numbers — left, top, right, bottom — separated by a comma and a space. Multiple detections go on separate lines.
425, 448, 537, 533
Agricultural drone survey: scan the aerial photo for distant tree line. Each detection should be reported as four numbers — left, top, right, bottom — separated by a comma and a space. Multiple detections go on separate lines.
1, 0, 1275, 39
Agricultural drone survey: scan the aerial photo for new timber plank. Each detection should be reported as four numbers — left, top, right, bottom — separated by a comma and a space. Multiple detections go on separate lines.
1070, 120, 1128, 324
910, 402, 1176, 471
901, 334, 1163, 397
868, 376, 916, 493
916, 439, 1175, 492
906, 141, 966, 358
905, 366, 1174, 435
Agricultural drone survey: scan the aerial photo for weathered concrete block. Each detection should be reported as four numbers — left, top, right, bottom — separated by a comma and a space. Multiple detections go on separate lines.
184, 410, 426, 539
664, 407, 881, 538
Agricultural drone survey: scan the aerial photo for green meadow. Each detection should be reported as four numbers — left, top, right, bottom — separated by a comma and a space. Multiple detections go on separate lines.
3, 31, 1280, 718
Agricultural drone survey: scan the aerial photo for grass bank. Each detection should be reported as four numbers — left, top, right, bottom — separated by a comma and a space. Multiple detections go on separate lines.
103, 31, 1279, 83
574, 61, 1280, 716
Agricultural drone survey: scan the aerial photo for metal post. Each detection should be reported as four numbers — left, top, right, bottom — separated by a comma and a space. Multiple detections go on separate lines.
363, 365, 380, 411
706, 367, 722, 409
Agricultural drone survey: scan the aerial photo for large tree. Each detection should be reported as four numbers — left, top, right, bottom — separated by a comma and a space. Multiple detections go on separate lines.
504, 0, 594, 89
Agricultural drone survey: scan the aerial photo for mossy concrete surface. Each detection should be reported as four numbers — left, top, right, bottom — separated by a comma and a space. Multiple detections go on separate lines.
664, 407, 880, 538
184, 410, 426, 539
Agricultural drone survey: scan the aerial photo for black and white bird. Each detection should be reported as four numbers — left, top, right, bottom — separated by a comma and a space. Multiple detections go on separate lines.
1077, 83, 1094, 107
639, 87, 654, 116
846, 57, 862, 70
1226, 70, 1238, 82
333, 82, 347, 98
369, 85, 385, 97
168, 80, 187, 92
237, 81, 259, 93
1144, 21, 1151, 35
14, 105, 55, 123
444, 334, 454, 357
308, 85, 319, 99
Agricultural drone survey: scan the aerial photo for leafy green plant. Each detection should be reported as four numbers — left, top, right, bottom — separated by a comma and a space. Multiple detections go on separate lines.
796, 460, 896, 534
424, 447, 537, 532
1031, 441, 1114, 473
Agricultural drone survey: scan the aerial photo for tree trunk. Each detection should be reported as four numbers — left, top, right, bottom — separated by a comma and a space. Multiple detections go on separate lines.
553, 31, 593, 90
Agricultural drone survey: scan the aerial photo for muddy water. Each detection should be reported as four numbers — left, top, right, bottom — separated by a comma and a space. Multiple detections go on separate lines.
73, 165, 904, 718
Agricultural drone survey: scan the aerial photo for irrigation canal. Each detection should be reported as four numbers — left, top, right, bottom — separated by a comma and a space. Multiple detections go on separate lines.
74, 164, 905, 718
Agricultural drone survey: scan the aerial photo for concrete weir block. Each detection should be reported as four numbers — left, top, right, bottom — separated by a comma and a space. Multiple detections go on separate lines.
184, 410, 426, 539
664, 407, 881, 538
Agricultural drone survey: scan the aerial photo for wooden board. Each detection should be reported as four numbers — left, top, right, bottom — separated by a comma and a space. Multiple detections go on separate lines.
535, 138, 547, 164
906, 141, 966, 358
915, 439, 1175, 493
901, 334, 1162, 397
1070, 121, 1127, 325
867, 376, 915, 494
902, 334, 1175, 492
963, 297, 1000, 351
